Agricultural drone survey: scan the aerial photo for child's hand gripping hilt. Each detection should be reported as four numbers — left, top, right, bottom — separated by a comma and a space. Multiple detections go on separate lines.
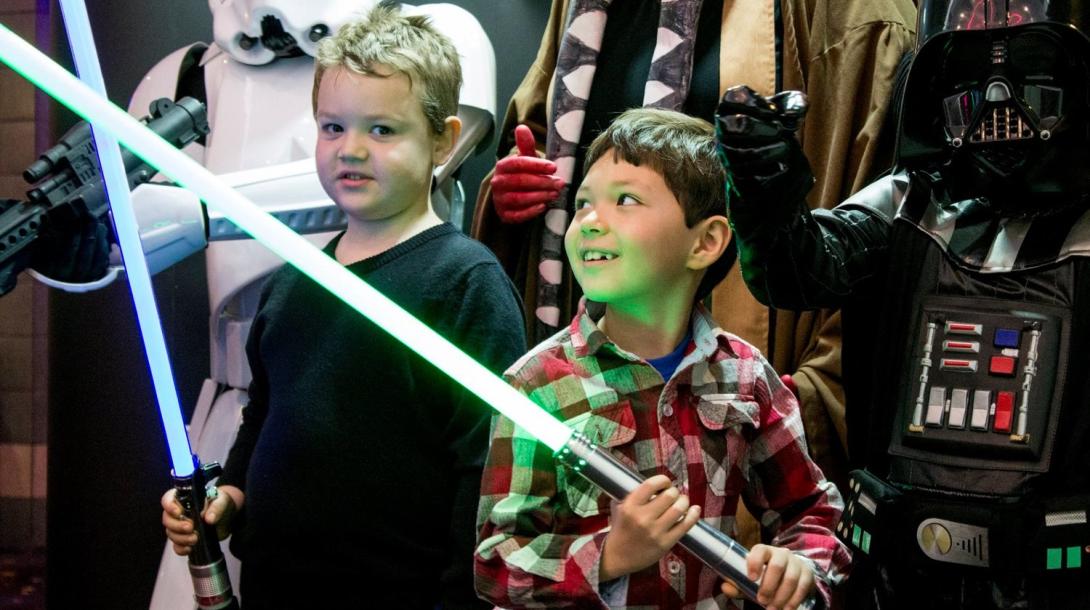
172, 457, 240, 610
555, 432, 820, 610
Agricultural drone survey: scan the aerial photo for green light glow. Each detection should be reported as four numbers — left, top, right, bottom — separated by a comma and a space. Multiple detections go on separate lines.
0, 23, 575, 452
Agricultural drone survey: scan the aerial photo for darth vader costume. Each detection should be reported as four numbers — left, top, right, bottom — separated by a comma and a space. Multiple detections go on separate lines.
716, 1, 1090, 607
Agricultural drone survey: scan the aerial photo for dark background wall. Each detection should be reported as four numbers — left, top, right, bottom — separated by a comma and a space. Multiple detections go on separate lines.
46, 1, 549, 608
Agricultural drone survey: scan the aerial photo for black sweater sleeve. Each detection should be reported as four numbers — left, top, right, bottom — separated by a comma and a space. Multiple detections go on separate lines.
219, 278, 276, 492
436, 261, 526, 610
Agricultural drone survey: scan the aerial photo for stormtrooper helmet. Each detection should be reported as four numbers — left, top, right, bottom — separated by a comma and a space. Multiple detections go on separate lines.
208, 0, 375, 65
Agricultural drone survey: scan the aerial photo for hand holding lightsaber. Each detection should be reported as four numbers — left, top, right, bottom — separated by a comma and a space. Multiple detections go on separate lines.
170, 459, 240, 610
598, 474, 705, 581
720, 545, 818, 610
558, 433, 820, 610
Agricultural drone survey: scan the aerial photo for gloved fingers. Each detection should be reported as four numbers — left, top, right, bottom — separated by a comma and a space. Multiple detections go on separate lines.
717, 85, 782, 121
491, 172, 565, 193
722, 154, 794, 183
718, 85, 808, 123
31, 216, 110, 284
495, 154, 557, 176
720, 141, 795, 168
500, 203, 548, 224
72, 220, 106, 281
496, 189, 560, 209
768, 90, 809, 122
495, 190, 556, 223
513, 124, 538, 157
46, 222, 80, 280
734, 160, 792, 182
90, 222, 110, 279
716, 114, 787, 141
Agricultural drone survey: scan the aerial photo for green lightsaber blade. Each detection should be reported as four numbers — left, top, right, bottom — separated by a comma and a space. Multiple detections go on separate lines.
0, 22, 575, 451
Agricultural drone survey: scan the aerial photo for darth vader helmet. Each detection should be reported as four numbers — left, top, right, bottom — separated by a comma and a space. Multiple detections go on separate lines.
898, 0, 1090, 202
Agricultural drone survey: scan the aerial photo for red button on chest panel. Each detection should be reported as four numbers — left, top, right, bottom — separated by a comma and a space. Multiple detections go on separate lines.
989, 356, 1017, 376
993, 391, 1015, 433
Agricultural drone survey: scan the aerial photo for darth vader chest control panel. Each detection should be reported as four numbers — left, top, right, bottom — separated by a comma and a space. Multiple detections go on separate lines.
889, 295, 1070, 477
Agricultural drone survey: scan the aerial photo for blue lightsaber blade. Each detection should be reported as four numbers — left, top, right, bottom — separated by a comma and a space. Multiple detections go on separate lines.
0, 21, 803, 608
57, 3, 237, 608
57, 0, 192, 476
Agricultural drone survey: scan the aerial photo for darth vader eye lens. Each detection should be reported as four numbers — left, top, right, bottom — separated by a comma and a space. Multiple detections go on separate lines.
944, 89, 983, 140
1022, 84, 1063, 126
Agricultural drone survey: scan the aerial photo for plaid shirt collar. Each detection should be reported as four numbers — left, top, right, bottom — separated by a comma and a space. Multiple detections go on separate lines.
569, 299, 738, 365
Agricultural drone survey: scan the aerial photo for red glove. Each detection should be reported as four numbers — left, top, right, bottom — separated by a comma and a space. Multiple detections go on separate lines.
780, 374, 800, 399
491, 125, 565, 224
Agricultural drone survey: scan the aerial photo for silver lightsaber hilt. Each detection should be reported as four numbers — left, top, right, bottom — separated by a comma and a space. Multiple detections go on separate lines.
556, 432, 819, 610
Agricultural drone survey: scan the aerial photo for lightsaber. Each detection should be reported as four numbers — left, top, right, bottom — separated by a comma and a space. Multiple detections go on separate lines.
56, 3, 237, 609
0, 22, 795, 607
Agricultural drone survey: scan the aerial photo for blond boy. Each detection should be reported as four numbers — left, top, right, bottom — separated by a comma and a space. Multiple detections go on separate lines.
162, 6, 525, 607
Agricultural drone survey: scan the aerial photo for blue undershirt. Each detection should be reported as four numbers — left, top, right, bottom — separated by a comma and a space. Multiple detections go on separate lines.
645, 331, 692, 381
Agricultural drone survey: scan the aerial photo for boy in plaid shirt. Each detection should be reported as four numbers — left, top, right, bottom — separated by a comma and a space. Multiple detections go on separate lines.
475, 108, 850, 609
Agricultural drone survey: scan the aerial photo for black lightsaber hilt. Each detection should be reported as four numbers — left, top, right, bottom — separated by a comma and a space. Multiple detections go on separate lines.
172, 456, 239, 610
556, 432, 818, 610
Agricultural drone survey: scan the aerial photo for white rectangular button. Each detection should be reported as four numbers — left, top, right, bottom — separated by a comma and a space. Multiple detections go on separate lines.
926, 386, 947, 427
948, 388, 969, 429
971, 389, 991, 430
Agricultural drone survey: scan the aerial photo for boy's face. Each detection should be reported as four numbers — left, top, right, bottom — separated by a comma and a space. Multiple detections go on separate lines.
314, 65, 451, 227
566, 155, 703, 312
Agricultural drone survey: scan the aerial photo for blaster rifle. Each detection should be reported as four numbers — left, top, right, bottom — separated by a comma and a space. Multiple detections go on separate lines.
0, 96, 208, 294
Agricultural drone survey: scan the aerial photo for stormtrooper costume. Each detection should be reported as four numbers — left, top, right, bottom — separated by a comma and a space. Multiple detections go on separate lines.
716, 1, 1090, 607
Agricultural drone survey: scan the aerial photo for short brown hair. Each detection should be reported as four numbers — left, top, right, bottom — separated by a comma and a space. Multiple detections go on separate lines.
583, 107, 726, 227
583, 108, 731, 301
311, 2, 461, 134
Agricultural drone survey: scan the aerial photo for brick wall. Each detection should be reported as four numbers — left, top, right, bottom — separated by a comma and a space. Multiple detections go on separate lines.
0, 0, 47, 549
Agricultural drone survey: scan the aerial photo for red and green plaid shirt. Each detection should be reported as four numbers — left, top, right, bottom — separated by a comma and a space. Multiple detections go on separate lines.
475, 303, 850, 609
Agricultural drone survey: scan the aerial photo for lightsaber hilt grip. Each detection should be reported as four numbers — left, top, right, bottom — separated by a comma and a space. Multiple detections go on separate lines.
172, 457, 239, 610
556, 433, 818, 610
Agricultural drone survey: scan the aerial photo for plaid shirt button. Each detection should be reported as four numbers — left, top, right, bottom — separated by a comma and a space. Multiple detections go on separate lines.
662, 403, 674, 416
667, 559, 682, 575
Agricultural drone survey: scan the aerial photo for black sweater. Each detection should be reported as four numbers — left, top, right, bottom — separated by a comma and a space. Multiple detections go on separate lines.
220, 223, 526, 609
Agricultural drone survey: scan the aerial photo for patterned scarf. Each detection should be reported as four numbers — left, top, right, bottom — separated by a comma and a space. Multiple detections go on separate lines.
535, 0, 706, 341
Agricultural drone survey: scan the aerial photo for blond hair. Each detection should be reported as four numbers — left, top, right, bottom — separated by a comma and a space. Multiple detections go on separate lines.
312, 2, 461, 134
